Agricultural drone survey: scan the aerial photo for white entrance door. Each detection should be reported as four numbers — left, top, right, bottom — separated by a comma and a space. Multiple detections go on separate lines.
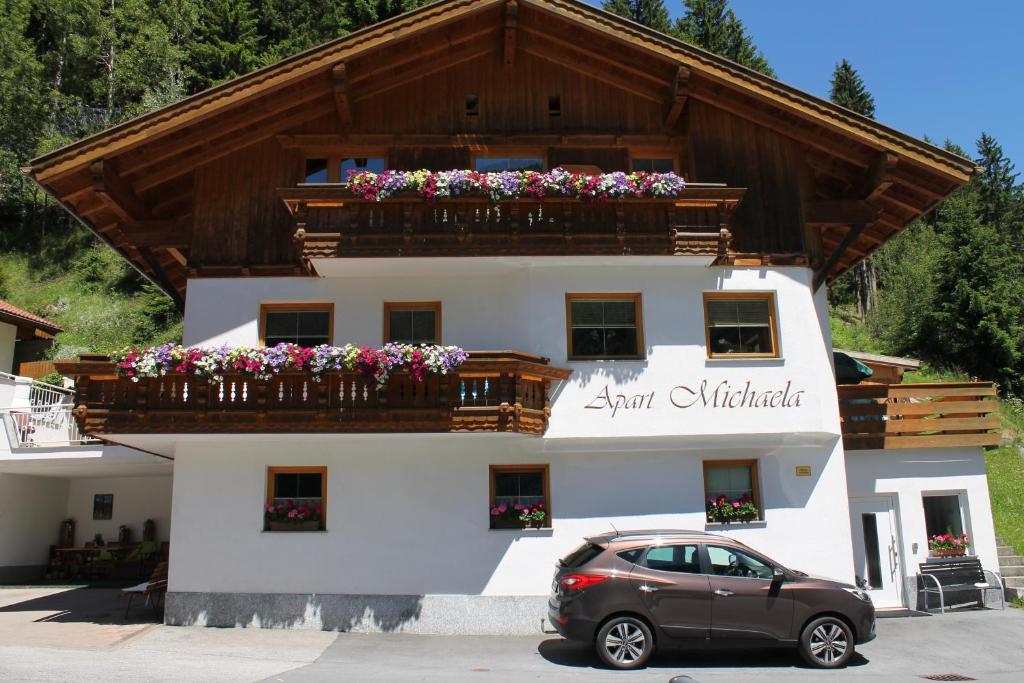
849, 496, 903, 608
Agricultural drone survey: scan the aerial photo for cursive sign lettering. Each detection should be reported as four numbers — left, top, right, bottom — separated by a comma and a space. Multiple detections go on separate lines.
669, 380, 803, 409
584, 385, 655, 417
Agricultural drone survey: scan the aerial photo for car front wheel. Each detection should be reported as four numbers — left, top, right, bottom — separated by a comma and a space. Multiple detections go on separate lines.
595, 616, 654, 670
799, 616, 855, 668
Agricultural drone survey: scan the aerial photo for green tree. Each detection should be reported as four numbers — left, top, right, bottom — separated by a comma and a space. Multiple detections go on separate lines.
186, 0, 262, 90
829, 58, 875, 118
975, 132, 1021, 237
827, 59, 878, 318
253, 0, 350, 60
602, 0, 673, 34
674, 0, 774, 77
340, 0, 428, 31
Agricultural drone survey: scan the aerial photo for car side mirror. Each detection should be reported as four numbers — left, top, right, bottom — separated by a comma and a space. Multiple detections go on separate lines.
772, 568, 785, 584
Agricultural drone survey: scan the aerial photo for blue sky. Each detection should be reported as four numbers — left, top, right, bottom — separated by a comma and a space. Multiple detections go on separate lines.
660, 1, 1023, 168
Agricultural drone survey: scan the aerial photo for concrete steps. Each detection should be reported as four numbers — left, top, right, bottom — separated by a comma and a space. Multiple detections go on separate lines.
996, 537, 1023, 600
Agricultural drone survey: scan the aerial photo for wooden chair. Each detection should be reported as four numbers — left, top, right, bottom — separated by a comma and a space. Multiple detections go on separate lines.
121, 560, 168, 618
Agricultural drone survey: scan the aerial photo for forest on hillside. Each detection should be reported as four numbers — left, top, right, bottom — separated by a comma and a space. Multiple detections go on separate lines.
1, 0, 1023, 398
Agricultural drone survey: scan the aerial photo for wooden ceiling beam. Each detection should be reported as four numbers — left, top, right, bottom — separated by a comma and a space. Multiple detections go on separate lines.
331, 63, 353, 128
353, 39, 497, 101
804, 200, 880, 225
119, 81, 329, 178
276, 132, 685, 149
91, 160, 152, 224
664, 66, 690, 132
520, 33, 664, 102
504, 0, 518, 69
134, 100, 334, 192
692, 82, 874, 168
120, 221, 192, 249
862, 152, 897, 202
814, 222, 868, 291
517, 24, 669, 90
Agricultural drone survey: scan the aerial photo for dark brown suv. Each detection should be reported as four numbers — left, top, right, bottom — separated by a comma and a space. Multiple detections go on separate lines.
548, 530, 875, 670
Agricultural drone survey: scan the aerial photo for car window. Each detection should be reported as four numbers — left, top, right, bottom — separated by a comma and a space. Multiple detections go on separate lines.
641, 544, 701, 574
706, 544, 774, 579
616, 548, 644, 564
560, 543, 603, 568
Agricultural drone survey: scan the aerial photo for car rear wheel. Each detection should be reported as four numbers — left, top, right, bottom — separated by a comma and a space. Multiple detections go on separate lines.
595, 616, 653, 670
799, 616, 855, 668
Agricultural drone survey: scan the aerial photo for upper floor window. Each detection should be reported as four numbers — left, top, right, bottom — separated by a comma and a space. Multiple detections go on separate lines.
260, 303, 333, 347
703, 293, 778, 358
475, 157, 544, 172
566, 293, 644, 360
303, 155, 386, 183
631, 157, 675, 173
384, 302, 441, 345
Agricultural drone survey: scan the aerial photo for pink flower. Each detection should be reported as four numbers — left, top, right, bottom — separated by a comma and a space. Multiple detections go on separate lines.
732, 501, 741, 509
287, 509, 298, 519
490, 507, 500, 516
514, 503, 524, 510
498, 503, 508, 513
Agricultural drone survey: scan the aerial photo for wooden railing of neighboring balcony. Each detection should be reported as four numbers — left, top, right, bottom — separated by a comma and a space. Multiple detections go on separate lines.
54, 351, 571, 437
838, 382, 1001, 450
279, 185, 747, 263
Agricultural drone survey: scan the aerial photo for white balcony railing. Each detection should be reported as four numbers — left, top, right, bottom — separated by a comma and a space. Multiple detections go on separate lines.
1, 404, 98, 448
28, 379, 74, 407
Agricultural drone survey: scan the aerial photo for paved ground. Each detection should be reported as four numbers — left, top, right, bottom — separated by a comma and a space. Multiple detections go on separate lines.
0, 587, 1022, 681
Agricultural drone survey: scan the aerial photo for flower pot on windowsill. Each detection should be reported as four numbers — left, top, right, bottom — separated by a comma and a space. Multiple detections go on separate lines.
266, 520, 321, 532
929, 548, 967, 558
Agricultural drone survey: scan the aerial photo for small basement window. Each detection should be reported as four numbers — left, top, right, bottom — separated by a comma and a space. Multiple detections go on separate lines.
631, 158, 675, 173
703, 293, 779, 358
260, 304, 333, 347
265, 466, 326, 531
703, 459, 762, 523
566, 293, 644, 360
384, 302, 441, 345
489, 465, 550, 529
475, 157, 544, 172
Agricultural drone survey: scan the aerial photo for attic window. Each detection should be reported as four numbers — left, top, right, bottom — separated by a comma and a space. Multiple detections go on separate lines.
465, 94, 479, 117
548, 94, 561, 117
304, 159, 328, 183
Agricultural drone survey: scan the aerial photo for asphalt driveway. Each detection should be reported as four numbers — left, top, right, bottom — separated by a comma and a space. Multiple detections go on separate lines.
0, 585, 1021, 682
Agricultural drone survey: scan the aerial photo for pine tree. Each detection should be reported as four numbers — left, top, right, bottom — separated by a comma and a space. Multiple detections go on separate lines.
674, 0, 774, 77
829, 59, 875, 118
827, 59, 877, 319
340, 0, 429, 31
186, 0, 262, 91
975, 132, 1020, 235
602, 0, 673, 34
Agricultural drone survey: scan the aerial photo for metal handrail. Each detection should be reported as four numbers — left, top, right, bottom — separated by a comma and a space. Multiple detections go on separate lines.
0, 404, 97, 448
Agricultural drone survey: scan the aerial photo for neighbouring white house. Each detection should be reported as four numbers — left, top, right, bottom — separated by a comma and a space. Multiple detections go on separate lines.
21, 0, 1001, 632
0, 302, 172, 583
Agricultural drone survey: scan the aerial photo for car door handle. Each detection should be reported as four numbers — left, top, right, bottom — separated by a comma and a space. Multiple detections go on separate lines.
714, 589, 734, 597
638, 584, 659, 592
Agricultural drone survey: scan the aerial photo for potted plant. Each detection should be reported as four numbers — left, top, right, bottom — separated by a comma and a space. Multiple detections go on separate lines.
706, 494, 759, 524
928, 533, 970, 558
264, 499, 323, 531
490, 501, 548, 529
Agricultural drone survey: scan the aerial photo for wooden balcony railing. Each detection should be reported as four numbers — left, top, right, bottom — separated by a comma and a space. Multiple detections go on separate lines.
838, 382, 1002, 450
54, 352, 571, 437
279, 185, 745, 262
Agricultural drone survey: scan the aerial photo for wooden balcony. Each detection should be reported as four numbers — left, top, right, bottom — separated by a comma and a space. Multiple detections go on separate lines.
280, 184, 745, 263
54, 352, 571, 437
838, 382, 1002, 450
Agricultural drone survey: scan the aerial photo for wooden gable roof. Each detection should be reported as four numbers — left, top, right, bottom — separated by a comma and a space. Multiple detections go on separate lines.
25, 0, 977, 303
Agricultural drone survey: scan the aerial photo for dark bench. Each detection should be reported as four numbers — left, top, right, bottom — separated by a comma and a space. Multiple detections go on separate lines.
918, 557, 1004, 613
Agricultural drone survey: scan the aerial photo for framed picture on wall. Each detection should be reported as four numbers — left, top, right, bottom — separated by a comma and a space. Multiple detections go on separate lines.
93, 494, 113, 520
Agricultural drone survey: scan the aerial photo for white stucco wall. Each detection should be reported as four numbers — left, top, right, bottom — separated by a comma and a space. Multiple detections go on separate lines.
0, 320, 16, 375
845, 447, 1000, 577
168, 434, 854, 596
0, 473, 69, 572
182, 264, 841, 442
65, 475, 173, 545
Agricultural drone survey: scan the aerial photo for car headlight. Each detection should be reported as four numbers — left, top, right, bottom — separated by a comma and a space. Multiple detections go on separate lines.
843, 587, 872, 603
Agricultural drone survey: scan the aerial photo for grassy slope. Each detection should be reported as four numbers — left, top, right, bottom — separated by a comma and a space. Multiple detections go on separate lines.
833, 307, 1024, 556
0, 240, 182, 359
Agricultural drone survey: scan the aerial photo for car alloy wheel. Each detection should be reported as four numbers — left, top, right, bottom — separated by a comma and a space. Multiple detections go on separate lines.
799, 616, 854, 668
596, 616, 653, 669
